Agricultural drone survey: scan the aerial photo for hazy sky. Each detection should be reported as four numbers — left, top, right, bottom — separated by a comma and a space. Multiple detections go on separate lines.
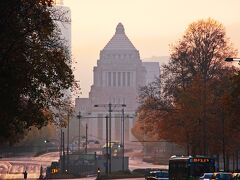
63, 0, 240, 97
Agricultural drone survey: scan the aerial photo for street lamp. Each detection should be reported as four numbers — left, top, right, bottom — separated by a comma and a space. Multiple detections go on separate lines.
66, 110, 70, 173
121, 107, 125, 172
94, 103, 126, 174
44, 140, 49, 152
76, 111, 82, 152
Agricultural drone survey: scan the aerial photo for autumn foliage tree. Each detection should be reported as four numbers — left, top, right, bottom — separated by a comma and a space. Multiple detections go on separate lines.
0, 0, 74, 144
133, 18, 239, 160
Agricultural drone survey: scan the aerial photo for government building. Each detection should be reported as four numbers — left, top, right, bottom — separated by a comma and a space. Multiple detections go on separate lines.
72, 23, 160, 148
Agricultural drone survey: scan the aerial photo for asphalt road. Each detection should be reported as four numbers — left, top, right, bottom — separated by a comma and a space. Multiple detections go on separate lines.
0, 150, 167, 179
49, 178, 144, 180
0, 152, 59, 179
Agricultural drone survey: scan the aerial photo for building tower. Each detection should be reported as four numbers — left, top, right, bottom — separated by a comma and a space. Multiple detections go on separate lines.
74, 23, 159, 148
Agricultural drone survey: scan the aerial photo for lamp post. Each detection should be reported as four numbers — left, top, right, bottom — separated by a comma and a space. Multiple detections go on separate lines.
105, 115, 109, 175
85, 123, 88, 154
60, 128, 63, 156
55, 113, 62, 158
76, 112, 106, 153
66, 111, 70, 173
94, 103, 126, 174
121, 108, 125, 172
77, 111, 81, 152
62, 131, 65, 172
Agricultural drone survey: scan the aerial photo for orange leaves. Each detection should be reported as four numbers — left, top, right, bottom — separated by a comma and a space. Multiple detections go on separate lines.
132, 107, 166, 143
134, 18, 240, 156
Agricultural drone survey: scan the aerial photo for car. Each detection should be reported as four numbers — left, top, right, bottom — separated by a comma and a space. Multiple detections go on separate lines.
213, 172, 233, 180
233, 173, 240, 180
199, 173, 214, 180
155, 171, 168, 180
146, 170, 159, 180
146, 170, 168, 180
145, 168, 155, 179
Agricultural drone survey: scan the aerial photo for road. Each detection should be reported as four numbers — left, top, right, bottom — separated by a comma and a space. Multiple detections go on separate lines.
47, 178, 144, 180
127, 150, 168, 170
0, 150, 167, 179
59, 178, 144, 180
0, 152, 59, 179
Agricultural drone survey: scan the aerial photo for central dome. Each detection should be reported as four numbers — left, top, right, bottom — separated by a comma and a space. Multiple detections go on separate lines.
102, 23, 137, 51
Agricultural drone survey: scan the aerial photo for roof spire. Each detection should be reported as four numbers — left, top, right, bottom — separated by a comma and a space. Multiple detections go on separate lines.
102, 22, 137, 51
115, 23, 125, 34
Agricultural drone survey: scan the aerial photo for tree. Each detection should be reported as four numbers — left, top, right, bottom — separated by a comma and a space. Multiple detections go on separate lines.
165, 18, 237, 155
134, 18, 238, 156
0, 0, 74, 144
17, 124, 57, 147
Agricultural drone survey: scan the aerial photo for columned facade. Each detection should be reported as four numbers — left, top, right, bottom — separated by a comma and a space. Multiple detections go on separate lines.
74, 23, 159, 149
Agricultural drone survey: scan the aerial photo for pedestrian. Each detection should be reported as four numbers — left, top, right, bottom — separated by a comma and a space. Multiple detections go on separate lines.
23, 170, 28, 179
96, 167, 101, 180
39, 166, 44, 179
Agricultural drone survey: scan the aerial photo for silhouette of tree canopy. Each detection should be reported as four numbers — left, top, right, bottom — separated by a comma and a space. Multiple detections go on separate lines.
0, 0, 74, 144
133, 18, 239, 156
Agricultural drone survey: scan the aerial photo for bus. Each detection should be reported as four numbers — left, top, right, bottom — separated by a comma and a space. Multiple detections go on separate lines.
169, 156, 215, 180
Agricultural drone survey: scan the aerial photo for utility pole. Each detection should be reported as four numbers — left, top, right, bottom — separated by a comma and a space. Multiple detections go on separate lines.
67, 112, 70, 173
60, 128, 62, 157
85, 123, 88, 154
62, 131, 65, 172
94, 103, 126, 174
77, 112, 81, 152
108, 103, 112, 173
105, 115, 109, 175
121, 108, 125, 172
221, 112, 226, 171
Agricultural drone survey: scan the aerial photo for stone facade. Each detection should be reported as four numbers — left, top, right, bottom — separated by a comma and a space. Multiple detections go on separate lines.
73, 23, 159, 148
142, 62, 160, 85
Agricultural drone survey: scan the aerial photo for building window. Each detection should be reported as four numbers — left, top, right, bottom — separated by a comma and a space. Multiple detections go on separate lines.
113, 72, 116, 87
122, 72, 126, 86
108, 72, 111, 86
118, 72, 121, 87
127, 72, 130, 86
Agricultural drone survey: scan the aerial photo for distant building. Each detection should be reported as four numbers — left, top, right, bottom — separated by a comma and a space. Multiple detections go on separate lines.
143, 56, 170, 66
54, 1, 71, 58
52, 1, 72, 141
52, 0, 72, 103
73, 23, 160, 148
142, 62, 160, 84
